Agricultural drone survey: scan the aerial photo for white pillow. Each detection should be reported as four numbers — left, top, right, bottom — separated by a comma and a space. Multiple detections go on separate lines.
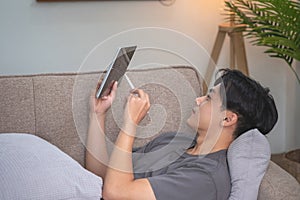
0, 133, 102, 200
227, 129, 271, 200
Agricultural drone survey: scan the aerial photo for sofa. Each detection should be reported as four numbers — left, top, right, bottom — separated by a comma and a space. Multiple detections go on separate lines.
0, 66, 299, 199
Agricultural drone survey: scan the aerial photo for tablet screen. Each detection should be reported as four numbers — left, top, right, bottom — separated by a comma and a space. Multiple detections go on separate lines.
95, 46, 137, 98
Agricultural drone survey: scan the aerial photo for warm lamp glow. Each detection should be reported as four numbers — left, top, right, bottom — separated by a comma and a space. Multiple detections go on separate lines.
218, 0, 236, 25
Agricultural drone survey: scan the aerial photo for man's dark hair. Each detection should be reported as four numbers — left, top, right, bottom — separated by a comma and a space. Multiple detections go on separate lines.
214, 69, 278, 139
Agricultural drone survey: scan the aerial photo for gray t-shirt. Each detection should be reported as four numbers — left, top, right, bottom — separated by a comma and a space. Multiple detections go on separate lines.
133, 132, 231, 200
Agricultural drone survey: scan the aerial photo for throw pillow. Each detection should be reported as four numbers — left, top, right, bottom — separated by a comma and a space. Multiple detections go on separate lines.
0, 133, 102, 200
227, 129, 271, 200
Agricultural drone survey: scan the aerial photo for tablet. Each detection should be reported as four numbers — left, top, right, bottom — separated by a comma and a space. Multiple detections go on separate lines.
95, 46, 137, 98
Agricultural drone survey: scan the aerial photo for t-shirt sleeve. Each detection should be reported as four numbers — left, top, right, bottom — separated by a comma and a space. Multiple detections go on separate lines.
148, 167, 217, 200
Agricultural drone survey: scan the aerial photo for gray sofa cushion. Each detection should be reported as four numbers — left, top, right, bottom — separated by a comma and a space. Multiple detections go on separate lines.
0, 133, 102, 200
228, 129, 270, 200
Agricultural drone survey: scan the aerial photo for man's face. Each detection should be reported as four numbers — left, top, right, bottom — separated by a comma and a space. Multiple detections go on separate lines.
187, 84, 225, 133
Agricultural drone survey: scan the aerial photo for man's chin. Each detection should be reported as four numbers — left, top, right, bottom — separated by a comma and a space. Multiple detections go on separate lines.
186, 118, 197, 131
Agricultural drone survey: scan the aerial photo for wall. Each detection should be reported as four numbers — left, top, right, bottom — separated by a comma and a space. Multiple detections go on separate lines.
296, 62, 300, 149
286, 61, 300, 152
0, 0, 221, 75
0, 0, 299, 153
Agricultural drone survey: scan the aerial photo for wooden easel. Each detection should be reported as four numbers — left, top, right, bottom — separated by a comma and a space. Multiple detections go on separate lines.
204, 22, 249, 93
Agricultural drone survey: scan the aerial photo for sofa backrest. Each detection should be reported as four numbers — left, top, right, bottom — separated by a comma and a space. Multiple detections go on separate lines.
0, 66, 203, 165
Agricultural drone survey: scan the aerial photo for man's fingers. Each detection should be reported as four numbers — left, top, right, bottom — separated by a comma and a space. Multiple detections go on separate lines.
96, 76, 104, 90
145, 93, 150, 108
109, 81, 118, 99
130, 89, 150, 111
131, 89, 147, 99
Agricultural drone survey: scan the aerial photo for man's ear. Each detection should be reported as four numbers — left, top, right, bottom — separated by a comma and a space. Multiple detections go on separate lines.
222, 111, 238, 127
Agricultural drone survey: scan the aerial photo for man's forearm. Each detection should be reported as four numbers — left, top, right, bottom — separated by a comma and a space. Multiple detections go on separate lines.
107, 129, 135, 173
103, 125, 136, 195
102, 125, 155, 200
85, 113, 109, 179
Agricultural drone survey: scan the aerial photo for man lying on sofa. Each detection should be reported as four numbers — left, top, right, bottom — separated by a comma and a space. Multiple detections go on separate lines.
85, 68, 278, 200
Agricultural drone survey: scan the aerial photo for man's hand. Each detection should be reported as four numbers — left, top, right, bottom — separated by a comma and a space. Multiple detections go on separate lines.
86, 81, 117, 178
90, 81, 118, 117
123, 89, 150, 131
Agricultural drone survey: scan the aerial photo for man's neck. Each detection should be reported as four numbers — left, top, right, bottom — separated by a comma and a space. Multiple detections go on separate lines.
186, 130, 233, 155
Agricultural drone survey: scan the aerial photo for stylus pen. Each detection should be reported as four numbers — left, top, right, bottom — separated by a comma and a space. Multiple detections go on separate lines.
124, 74, 135, 90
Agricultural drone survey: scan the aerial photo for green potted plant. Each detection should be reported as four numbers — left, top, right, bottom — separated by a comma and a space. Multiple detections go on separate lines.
224, 0, 300, 83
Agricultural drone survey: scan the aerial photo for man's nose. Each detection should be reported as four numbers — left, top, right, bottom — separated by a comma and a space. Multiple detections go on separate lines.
195, 96, 205, 105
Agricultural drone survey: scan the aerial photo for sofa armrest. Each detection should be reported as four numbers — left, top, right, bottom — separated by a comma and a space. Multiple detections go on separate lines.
258, 161, 300, 200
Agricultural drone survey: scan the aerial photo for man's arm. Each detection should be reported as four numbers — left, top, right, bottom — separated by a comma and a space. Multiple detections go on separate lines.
85, 113, 108, 179
85, 81, 118, 180
103, 89, 156, 200
103, 129, 156, 200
